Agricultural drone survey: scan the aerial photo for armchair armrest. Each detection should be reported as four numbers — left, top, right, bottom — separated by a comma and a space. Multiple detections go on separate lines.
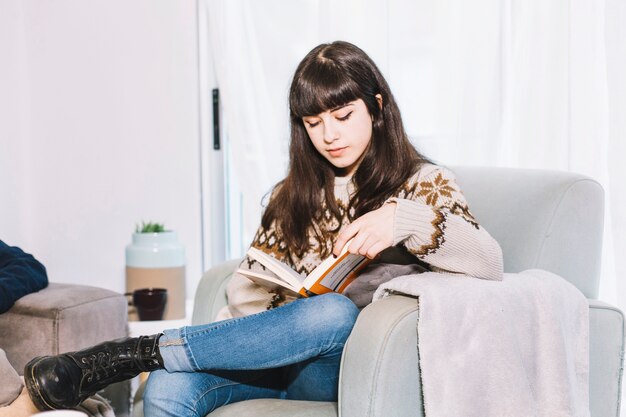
192, 259, 242, 325
588, 298, 625, 417
339, 295, 423, 417
341, 296, 625, 417
0, 283, 130, 415
0, 283, 128, 370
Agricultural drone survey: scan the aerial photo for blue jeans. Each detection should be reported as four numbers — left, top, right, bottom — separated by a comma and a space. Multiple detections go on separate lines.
143, 293, 359, 417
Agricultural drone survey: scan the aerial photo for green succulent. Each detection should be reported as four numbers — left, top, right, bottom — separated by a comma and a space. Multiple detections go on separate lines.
135, 221, 166, 233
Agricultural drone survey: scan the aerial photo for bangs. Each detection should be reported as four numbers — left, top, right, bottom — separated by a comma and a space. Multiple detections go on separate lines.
290, 61, 361, 118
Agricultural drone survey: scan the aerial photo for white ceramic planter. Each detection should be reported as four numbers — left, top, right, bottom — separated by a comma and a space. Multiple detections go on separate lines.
126, 232, 185, 268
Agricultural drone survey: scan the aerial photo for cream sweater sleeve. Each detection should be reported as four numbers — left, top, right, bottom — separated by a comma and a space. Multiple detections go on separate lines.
214, 264, 276, 321
389, 165, 503, 281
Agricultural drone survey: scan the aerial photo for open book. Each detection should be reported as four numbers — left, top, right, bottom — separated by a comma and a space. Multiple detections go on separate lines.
237, 241, 372, 297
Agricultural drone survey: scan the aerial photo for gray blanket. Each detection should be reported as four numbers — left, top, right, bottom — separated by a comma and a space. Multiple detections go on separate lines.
373, 269, 590, 417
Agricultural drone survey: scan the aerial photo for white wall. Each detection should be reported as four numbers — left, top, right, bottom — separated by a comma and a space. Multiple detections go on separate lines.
0, 0, 28, 240
0, 0, 205, 298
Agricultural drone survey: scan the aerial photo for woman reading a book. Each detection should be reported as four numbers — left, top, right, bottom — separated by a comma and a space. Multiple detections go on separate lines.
23, 41, 503, 416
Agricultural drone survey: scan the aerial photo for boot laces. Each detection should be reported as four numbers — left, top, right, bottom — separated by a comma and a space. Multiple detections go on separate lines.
81, 348, 123, 383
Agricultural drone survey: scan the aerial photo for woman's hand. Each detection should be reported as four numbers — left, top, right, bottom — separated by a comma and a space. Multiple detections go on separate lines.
333, 202, 396, 259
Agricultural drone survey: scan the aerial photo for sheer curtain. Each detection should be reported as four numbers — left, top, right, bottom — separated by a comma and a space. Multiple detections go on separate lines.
203, 0, 391, 255
201, 0, 625, 319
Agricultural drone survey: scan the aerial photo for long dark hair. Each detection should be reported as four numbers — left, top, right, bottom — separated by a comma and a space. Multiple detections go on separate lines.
262, 41, 429, 256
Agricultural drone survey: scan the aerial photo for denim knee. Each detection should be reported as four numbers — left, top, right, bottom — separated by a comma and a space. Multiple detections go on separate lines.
144, 370, 203, 417
302, 293, 359, 343
144, 368, 284, 416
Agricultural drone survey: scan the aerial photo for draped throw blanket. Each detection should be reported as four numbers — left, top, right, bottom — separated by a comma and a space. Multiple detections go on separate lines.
372, 269, 590, 417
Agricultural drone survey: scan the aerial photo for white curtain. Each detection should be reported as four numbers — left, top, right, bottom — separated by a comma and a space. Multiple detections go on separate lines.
203, 0, 391, 255
204, 0, 293, 255
202, 0, 625, 318
605, 0, 626, 318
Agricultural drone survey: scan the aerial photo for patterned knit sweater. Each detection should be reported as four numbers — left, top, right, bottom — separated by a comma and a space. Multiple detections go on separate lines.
215, 164, 503, 321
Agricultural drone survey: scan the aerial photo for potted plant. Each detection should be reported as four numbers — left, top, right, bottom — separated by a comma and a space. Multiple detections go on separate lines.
135, 221, 167, 234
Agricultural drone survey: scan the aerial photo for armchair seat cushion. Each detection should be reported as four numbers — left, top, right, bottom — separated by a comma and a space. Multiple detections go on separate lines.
208, 399, 336, 417
133, 397, 336, 417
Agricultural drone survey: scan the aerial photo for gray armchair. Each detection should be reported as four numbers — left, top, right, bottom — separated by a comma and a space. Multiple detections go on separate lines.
133, 167, 624, 417
0, 283, 130, 416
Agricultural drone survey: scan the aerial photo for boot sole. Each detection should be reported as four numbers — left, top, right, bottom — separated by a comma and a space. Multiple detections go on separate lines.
24, 356, 59, 411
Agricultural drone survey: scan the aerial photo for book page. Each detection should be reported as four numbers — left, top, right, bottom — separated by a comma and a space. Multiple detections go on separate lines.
236, 268, 300, 294
246, 247, 305, 289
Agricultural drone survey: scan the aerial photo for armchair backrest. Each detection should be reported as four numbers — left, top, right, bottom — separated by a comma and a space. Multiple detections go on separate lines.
453, 166, 604, 298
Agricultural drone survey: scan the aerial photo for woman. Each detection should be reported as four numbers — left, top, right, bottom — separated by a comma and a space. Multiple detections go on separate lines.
24, 41, 503, 416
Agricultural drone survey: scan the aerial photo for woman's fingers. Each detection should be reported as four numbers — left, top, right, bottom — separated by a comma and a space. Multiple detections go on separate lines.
333, 222, 359, 256
349, 228, 390, 259
333, 202, 396, 258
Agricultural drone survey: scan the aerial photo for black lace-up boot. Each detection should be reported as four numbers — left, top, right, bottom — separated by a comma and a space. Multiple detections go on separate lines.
24, 334, 163, 411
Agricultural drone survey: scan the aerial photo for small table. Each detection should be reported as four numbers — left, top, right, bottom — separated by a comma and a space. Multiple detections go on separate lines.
127, 299, 194, 336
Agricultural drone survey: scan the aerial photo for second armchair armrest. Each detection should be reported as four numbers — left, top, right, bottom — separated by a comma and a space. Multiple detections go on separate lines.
0, 282, 130, 416
0, 283, 128, 371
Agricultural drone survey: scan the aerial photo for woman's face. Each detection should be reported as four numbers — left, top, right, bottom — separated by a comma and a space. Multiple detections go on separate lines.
302, 98, 373, 176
